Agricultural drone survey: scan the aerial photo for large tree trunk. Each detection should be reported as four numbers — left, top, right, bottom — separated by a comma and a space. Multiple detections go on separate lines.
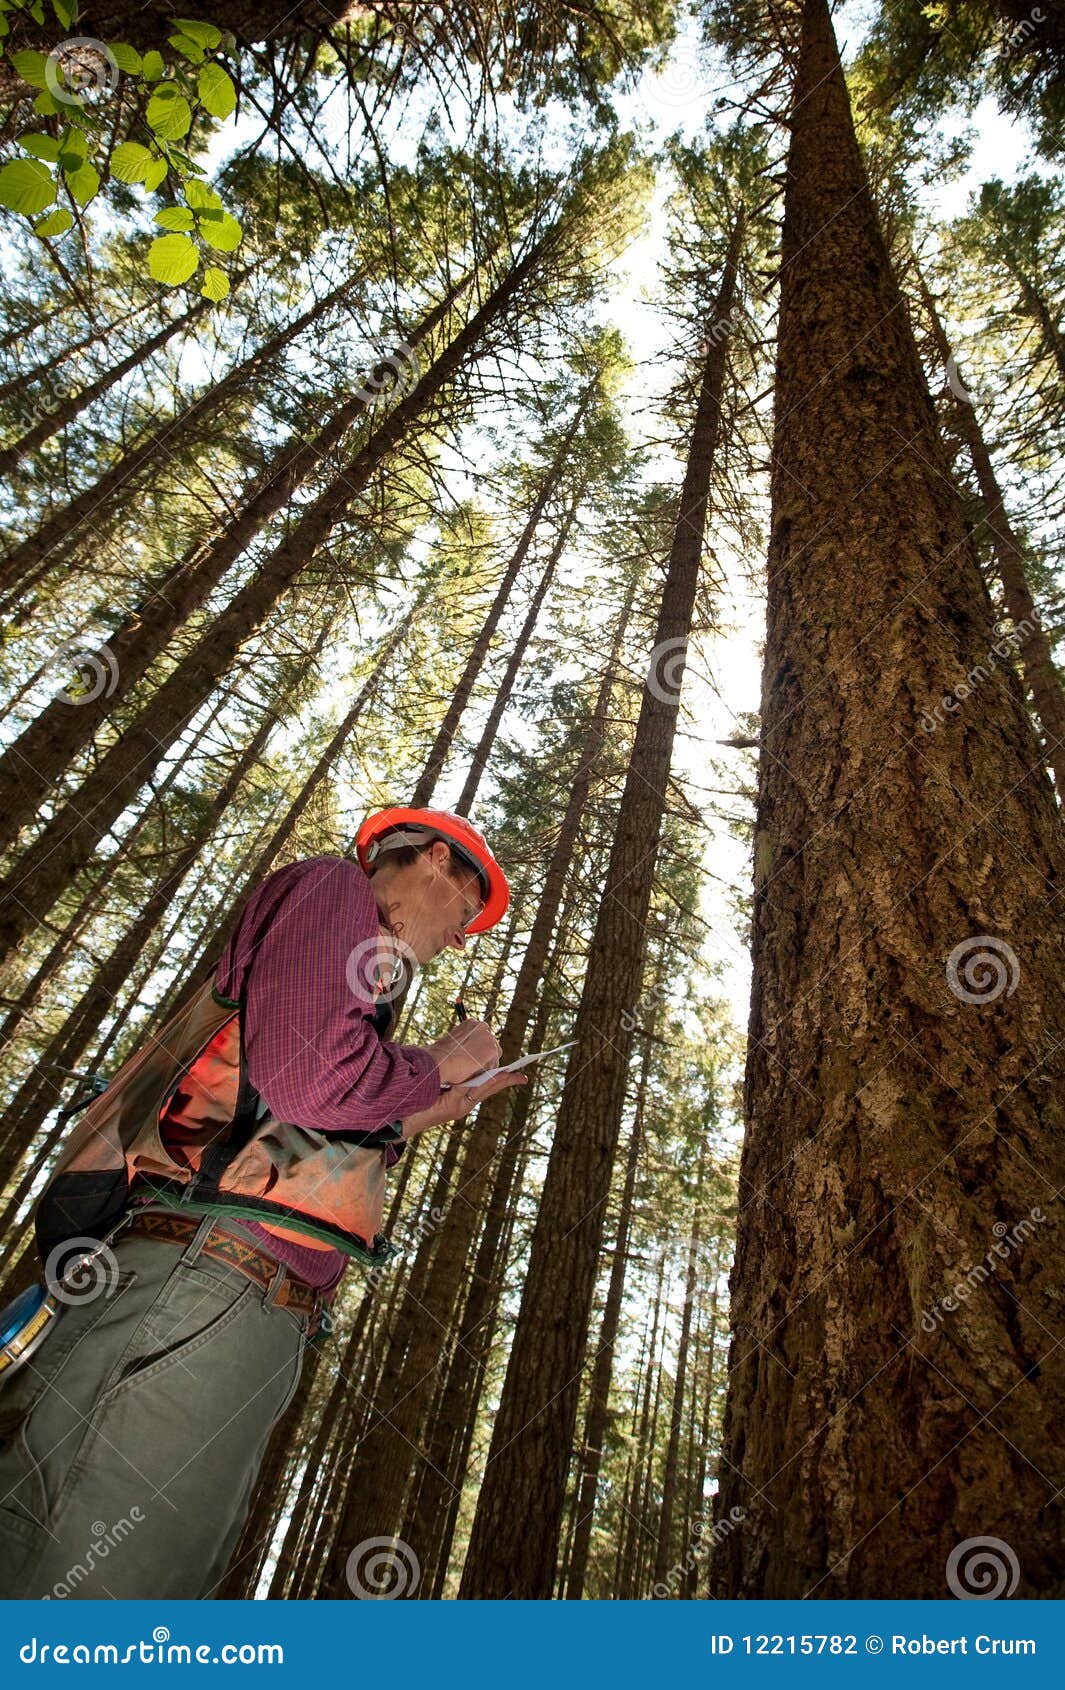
0, 229, 554, 975
651, 1136, 706, 1595
458, 217, 741, 1600
563, 1017, 648, 1599
0, 281, 464, 852
711, 0, 1065, 1601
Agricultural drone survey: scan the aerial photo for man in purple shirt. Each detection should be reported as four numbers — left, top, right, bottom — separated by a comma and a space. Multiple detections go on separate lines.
206, 810, 524, 1292
0, 808, 526, 1599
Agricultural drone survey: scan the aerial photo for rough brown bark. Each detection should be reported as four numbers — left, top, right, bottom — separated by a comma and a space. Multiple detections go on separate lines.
458, 217, 740, 1600
711, 0, 1065, 1601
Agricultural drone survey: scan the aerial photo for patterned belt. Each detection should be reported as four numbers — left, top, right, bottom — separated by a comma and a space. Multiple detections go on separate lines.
123, 1209, 325, 1337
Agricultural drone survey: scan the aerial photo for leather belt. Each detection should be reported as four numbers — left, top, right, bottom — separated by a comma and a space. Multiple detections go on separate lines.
123, 1209, 325, 1337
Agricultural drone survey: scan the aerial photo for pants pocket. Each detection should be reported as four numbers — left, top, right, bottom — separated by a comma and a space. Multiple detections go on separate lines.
96, 1259, 257, 1405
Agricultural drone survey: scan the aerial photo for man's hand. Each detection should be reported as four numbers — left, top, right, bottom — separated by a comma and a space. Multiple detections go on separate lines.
427, 1019, 501, 1085
400, 1068, 527, 1140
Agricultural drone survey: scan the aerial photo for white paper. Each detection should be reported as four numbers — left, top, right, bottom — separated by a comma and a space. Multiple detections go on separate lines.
465, 1040, 577, 1088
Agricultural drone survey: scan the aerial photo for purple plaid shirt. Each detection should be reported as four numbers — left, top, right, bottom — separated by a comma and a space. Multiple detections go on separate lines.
211, 855, 441, 1296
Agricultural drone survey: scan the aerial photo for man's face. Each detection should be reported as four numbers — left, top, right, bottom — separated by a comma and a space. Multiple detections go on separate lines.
381, 839, 484, 963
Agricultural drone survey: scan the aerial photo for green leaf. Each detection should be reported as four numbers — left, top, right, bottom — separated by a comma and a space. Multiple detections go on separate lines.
56, 125, 88, 168
33, 90, 59, 116
198, 209, 241, 252
144, 156, 169, 191
153, 204, 195, 230
10, 50, 49, 89
175, 18, 222, 48
0, 156, 56, 216
34, 205, 73, 236
110, 140, 151, 183
168, 32, 205, 63
141, 49, 165, 81
148, 231, 199, 285
183, 175, 221, 212
147, 86, 192, 140
109, 43, 143, 75
197, 62, 235, 120
51, 0, 76, 27
200, 265, 229, 302
20, 133, 61, 162
64, 161, 99, 207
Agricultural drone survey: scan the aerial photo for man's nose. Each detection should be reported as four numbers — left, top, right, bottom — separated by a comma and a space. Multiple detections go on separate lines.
449, 927, 467, 951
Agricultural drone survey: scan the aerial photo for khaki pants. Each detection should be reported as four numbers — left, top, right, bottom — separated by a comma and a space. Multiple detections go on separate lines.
0, 1212, 308, 1599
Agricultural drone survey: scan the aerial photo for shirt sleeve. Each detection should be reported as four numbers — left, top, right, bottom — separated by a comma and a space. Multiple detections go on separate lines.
214, 855, 441, 1133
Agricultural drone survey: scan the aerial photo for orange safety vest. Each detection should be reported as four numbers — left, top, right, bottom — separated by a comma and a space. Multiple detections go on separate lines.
34, 973, 405, 1271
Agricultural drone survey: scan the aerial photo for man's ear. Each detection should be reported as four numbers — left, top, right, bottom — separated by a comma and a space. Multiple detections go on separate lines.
427, 839, 452, 873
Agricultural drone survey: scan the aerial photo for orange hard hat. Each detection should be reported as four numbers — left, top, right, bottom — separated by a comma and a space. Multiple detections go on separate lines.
354, 806, 509, 935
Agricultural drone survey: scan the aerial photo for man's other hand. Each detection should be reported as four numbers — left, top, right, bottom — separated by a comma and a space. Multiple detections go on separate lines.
400, 1068, 528, 1139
